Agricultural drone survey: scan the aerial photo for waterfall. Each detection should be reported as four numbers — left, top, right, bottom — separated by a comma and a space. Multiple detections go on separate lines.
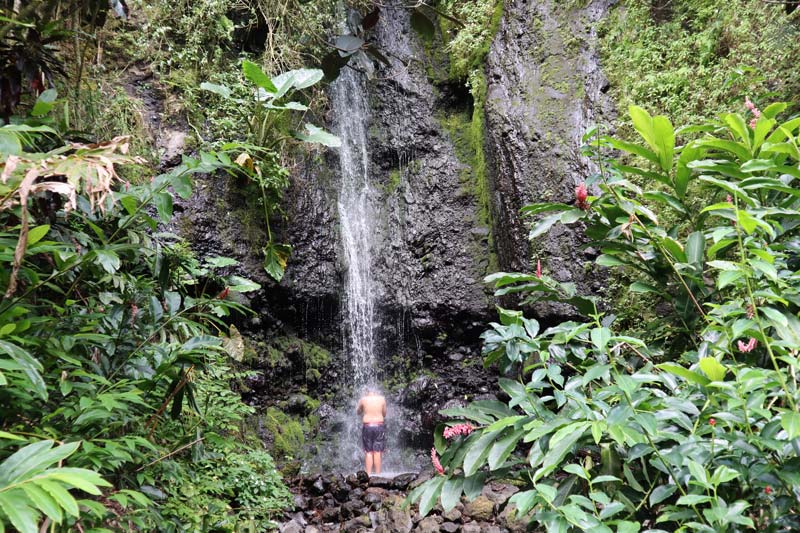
329, 63, 386, 472
332, 67, 377, 390
313, 5, 420, 476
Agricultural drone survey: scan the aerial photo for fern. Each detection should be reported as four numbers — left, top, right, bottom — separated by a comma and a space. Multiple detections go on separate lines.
0, 439, 111, 533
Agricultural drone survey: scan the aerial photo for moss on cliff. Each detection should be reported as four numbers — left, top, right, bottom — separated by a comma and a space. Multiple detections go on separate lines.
264, 335, 332, 385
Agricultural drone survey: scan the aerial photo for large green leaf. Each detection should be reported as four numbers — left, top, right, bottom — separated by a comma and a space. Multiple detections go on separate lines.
657, 363, 710, 386
263, 243, 292, 282
652, 115, 675, 173
0, 340, 46, 400
487, 427, 525, 470
781, 412, 800, 440
294, 124, 341, 148
418, 476, 445, 516
698, 358, 726, 382
199, 82, 232, 99
242, 60, 277, 93
463, 429, 502, 476
440, 476, 463, 512
533, 423, 588, 482
272, 68, 323, 94
685, 231, 705, 273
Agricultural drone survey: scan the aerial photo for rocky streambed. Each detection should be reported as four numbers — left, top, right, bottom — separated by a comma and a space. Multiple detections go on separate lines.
279, 472, 530, 533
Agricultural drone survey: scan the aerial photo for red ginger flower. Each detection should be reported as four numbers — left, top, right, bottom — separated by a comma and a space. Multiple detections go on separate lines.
217, 287, 230, 300
745, 97, 762, 130
443, 423, 474, 440
737, 337, 757, 353
431, 448, 444, 475
536, 260, 542, 279
765, 486, 773, 495
575, 182, 589, 210
709, 418, 716, 426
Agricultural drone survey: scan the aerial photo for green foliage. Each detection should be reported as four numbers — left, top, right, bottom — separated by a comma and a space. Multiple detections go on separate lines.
0, 440, 111, 533
601, 1, 800, 131
263, 408, 306, 463
200, 60, 338, 282
0, 117, 289, 530
410, 103, 800, 531
435, 0, 504, 81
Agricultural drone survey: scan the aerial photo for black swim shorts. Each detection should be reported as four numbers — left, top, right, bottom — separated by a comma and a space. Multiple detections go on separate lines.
362, 423, 386, 452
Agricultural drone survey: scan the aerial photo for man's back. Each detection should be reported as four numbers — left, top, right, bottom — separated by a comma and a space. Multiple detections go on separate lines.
359, 394, 386, 424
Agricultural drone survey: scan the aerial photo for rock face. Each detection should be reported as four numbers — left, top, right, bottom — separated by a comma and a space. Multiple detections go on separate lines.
283, 3, 496, 354
171, 0, 613, 472
484, 0, 613, 317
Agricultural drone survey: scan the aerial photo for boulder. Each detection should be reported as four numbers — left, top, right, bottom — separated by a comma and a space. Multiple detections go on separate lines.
279, 519, 303, 533
392, 472, 417, 490
442, 508, 462, 522
482, 483, 519, 507
497, 502, 533, 533
369, 476, 393, 489
331, 479, 350, 502
344, 514, 372, 532
293, 494, 308, 511
342, 499, 366, 519
311, 476, 326, 495
364, 492, 383, 505
377, 494, 413, 533
463, 496, 495, 521
441, 522, 460, 533
415, 516, 441, 533
320, 506, 340, 523
462, 523, 482, 533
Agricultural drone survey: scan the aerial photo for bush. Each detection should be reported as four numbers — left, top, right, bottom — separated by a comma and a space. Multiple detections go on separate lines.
410, 101, 800, 532
0, 109, 291, 530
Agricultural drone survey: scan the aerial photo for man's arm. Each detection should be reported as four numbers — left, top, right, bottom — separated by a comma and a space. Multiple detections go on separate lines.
381, 398, 387, 417
356, 399, 364, 415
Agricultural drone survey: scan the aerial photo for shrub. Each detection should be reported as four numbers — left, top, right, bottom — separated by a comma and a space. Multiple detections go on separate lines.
410, 102, 800, 532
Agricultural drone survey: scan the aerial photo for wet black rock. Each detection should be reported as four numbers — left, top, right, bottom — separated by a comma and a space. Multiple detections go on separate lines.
320, 506, 341, 523
368, 476, 393, 489
441, 522, 460, 533
391, 472, 417, 491
311, 476, 326, 496
292, 494, 307, 511
484, 0, 613, 320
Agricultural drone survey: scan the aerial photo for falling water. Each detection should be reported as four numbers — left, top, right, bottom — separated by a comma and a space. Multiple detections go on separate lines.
314, 4, 421, 476
329, 63, 385, 472
332, 67, 376, 390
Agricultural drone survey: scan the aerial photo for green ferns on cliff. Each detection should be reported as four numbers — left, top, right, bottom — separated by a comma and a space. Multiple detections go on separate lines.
601, 1, 800, 129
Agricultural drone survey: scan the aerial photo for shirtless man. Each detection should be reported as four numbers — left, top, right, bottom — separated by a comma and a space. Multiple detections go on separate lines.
356, 388, 387, 475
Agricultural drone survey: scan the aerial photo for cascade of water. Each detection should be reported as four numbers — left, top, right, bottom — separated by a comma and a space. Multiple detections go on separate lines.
329, 63, 384, 472
314, 4, 421, 476
332, 67, 376, 390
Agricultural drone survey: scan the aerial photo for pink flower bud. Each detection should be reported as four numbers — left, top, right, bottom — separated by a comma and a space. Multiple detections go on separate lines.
575, 183, 589, 210
443, 423, 474, 440
431, 448, 444, 475
737, 337, 757, 353
536, 260, 542, 279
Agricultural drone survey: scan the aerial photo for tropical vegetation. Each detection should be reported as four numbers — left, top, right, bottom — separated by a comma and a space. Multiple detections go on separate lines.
411, 103, 800, 531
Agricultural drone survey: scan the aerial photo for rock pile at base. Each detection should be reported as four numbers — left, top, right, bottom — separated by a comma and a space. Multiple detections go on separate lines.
279, 472, 532, 533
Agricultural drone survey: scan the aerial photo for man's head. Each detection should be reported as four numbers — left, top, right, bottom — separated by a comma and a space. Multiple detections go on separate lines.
363, 385, 380, 396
